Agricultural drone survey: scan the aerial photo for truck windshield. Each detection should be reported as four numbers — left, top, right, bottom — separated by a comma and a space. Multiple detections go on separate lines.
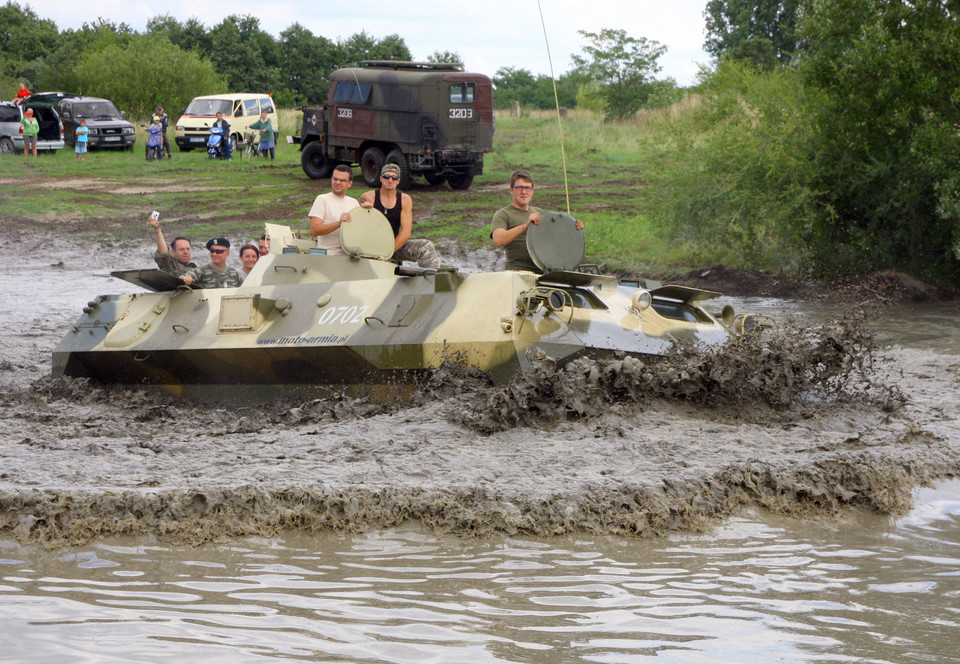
184, 99, 233, 116
333, 82, 372, 104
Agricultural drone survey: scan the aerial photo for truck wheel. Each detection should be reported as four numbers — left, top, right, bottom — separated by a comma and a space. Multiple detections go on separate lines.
301, 141, 333, 179
423, 172, 445, 186
446, 173, 475, 190
360, 147, 385, 186
0, 137, 16, 155
384, 149, 411, 189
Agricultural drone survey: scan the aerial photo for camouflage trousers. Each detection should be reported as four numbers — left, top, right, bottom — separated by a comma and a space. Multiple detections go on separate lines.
392, 238, 438, 269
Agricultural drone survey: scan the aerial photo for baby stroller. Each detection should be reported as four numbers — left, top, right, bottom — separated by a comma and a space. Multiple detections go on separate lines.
145, 123, 164, 161
207, 125, 226, 159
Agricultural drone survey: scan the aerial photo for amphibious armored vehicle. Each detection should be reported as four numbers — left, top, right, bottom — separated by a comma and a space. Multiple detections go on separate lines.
53, 212, 755, 399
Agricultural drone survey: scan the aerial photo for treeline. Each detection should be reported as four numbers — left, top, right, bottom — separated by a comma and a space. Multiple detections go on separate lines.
0, 5, 419, 117
656, 0, 960, 286
1, 4, 680, 119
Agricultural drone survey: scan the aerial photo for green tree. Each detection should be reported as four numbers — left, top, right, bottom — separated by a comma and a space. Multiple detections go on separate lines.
575, 81, 605, 113
208, 15, 279, 92
427, 50, 463, 67
703, 0, 802, 65
492, 67, 577, 110
570, 28, 666, 118
0, 1, 58, 81
801, 0, 960, 284
32, 19, 137, 93
277, 22, 337, 106
337, 31, 411, 66
78, 35, 226, 117
146, 15, 212, 54
652, 60, 818, 270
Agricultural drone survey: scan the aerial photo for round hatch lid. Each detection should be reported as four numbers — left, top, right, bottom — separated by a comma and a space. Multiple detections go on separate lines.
525, 211, 585, 272
339, 207, 395, 260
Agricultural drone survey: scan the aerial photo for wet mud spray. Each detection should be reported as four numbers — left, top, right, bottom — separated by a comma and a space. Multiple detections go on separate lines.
3, 295, 959, 548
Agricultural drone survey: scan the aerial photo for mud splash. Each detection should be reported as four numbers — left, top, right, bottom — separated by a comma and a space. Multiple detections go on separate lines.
453, 316, 904, 433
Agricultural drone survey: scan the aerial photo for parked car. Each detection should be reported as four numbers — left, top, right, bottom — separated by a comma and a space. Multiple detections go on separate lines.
38, 94, 136, 150
175, 93, 278, 153
0, 100, 65, 154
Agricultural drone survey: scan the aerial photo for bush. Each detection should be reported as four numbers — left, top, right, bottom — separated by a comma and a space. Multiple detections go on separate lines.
645, 61, 818, 272
78, 35, 226, 118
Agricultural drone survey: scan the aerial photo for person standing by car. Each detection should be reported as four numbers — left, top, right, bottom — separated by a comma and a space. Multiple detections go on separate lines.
212, 111, 232, 161
151, 106, 171, 159
248, 110, 276, 160
74, 119, 88, 160
20, 108, 38, 157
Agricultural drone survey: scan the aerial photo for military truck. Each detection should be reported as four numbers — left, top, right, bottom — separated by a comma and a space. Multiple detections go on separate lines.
298, 61, 494, 189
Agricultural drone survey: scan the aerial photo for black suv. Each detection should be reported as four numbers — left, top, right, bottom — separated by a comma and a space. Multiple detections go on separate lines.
34, 93, 136, 150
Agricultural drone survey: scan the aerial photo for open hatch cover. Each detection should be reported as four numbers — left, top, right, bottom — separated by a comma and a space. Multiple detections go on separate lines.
110, 268, 184, 292
526, 211, 585, 273
340, 207, 395, 260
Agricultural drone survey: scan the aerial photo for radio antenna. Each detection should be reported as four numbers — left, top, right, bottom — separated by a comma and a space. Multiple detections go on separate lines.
536, 0, 571, 214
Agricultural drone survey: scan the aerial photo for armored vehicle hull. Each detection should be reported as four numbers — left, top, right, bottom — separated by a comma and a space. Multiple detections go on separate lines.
53, 214, 747, 399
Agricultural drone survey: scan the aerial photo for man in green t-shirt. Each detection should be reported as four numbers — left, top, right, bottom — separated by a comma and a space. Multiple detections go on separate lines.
20, 108, 39, 157
490, 169, 583, 272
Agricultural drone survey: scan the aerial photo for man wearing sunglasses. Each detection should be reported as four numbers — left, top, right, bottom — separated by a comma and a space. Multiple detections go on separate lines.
357, 163, 438, 268
180, 237, 243, 288
491, 169, 583, 272
309, 164, 356, 256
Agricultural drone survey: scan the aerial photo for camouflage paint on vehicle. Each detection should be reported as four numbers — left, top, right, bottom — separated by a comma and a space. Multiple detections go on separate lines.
52, 213, 761, 401
299, 61, 494, 189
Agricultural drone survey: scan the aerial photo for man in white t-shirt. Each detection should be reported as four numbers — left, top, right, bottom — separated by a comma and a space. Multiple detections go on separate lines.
309, 165, 358, 255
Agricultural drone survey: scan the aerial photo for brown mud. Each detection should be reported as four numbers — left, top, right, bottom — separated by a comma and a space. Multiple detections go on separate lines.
1, 219, 959, 549
664, 265, 955, 302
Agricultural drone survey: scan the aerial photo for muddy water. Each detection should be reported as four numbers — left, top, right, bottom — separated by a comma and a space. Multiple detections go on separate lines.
1, 231, 959, 661
2, 481, 959, 662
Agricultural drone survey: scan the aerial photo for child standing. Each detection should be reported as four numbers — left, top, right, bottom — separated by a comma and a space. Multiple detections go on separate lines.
75, 119, 88, 160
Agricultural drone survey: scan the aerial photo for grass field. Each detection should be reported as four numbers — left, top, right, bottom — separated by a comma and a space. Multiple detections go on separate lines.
0, 106, 716, 274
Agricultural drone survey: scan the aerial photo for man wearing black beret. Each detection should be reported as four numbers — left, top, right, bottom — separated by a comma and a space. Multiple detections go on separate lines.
181, 237, 242, 288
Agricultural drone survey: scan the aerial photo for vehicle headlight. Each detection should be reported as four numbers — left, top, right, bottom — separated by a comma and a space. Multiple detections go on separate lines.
176, 125, 184, 131
631, 290, 652, 312
123, 127, 134, 135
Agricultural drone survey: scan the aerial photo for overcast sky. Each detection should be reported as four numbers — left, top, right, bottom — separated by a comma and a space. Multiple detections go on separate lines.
27, 0, 713, 86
